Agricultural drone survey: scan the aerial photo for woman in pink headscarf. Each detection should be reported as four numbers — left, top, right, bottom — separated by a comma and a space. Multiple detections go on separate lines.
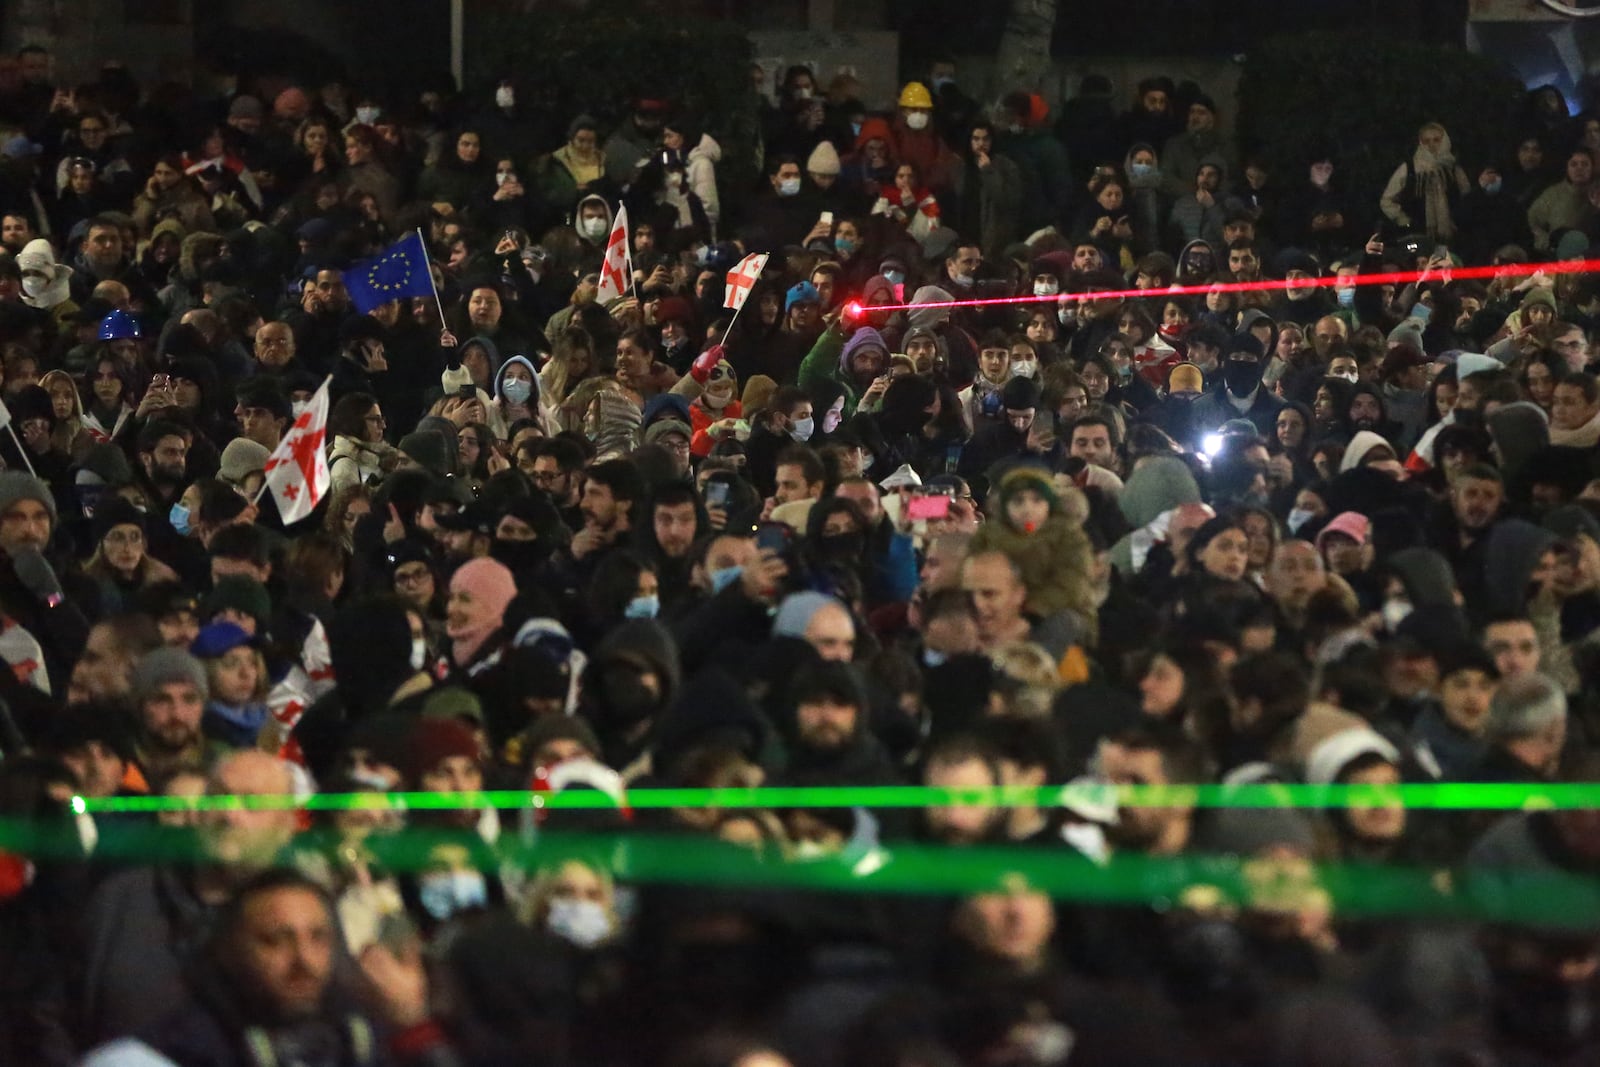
446, 558, 517, 672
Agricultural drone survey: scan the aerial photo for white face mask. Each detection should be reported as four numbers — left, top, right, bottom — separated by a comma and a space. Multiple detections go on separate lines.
778, 177, 801, 197
905, 111, 930, 131
1381, 599, 1413, 632
21, 276, 48, 298
1012, 359, 1038, 379
1286, 507, 1315, 534
547, 898, 612, 948
495, 87, 515, 109
1059, 305, 1077, 326
410, 638, 428, 672
789, 416, 814, 442
1033, 280, 1059, 297
581, 216, 607, 239
355, 106, 380, 126
495, 171, 511, 186
291, 400, 309, 417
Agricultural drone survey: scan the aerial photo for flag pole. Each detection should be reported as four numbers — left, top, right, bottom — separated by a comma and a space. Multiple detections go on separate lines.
417, 228, 449, 332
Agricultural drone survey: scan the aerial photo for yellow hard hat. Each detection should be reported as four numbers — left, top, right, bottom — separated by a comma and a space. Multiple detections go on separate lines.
898, 82, 934, 109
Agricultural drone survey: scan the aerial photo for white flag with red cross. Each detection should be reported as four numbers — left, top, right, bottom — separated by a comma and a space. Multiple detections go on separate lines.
263, 377, 331, 524
723, 252, 769, 312
596, 204, 632, 305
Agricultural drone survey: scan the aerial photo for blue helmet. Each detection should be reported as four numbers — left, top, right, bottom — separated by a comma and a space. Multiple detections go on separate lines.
98, 309, 141, 342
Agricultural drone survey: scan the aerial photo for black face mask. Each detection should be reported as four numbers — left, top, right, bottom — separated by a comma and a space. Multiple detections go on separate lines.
1223, 358, 1262, 397
818, 531, 865, 562
491, 537, 548, 572
597, 666, 659, 726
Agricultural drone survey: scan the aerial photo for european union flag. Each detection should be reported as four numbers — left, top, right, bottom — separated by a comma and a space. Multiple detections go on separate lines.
344, 231, 435, 314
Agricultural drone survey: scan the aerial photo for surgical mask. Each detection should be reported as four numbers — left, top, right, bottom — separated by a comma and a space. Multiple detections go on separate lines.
1332, 368, 1359, 383
835, 237, 856, 256
1059, 305, 1077, 326
823, 408, 842, 434
501, 378, 533, 405
1484, 178, 1503, 196
1033, 280, 1059, 297
778, 177, 801, 197
546, 897, 613, 948
495, 87, 515, 109
495, 171, 511, 186
410, 638, 429, 672
794, 87, 812, 100
1337, 288, 1356, 308
883, 269, 905, 287
950, 272, 974, 288
710, 565, 743, 595
581, 216, 607, 239
905, 111, 930, 131
355, 106, 380, 126
789, 416, 814, 442
624, 594, 659, 620
292, 400, 308, 417
21, 276, 48, 298
1410, 303, 1431, 324
1381, 599, 1413, 632
922, 647, 948, 669
1130, 162, 1154, 179
851, 121, 863, 138
1013, 359, 1037, 379
169, 502, 191, 536
418, 870, 488, 920
1286, 507, 1315, 534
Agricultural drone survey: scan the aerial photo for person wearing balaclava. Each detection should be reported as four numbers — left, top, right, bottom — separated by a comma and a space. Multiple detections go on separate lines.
581, 618, 681, 775
446, 557, 518, 677
1191, 333, 1285, 439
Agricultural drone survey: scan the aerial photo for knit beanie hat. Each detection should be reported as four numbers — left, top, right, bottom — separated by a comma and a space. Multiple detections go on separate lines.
522, 713, 602, 760
643, 419, 692, 448
202, 576, 273, 629
399, 430, 451, 479
133, 647, 209, 704
1520, 287, 1557, 312
218, 438, 271, 488
806, 140, 842, 176
772, 591, 842, 639
0, 471, 55, 525
76, 443, 134, 488
1000, 376, 1042, 411
92, 497, 145, 545
403, 717, 480, 786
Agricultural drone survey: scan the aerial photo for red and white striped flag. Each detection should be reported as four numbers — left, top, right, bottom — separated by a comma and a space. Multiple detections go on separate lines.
596, 204, 632, 305
723, 252, 769, 312
263, 377, 331, 524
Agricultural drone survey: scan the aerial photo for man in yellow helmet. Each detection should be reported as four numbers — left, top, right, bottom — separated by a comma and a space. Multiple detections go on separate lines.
893, 81, 956, 184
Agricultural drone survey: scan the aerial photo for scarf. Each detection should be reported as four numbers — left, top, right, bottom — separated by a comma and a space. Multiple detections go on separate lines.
1411, 132, 1457, 240
447, 558, 517, 667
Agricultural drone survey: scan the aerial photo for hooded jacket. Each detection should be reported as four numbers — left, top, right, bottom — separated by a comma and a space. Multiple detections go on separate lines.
490, 353, 555, 438
969, 468, 1098, 642
686, 133, 723, 235
585, 619, 683, 773
1483, 520, 1559, 620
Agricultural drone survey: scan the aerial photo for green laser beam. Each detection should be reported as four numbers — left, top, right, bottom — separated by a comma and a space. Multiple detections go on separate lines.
71, 781, 1600, 814
4, 817, 1598, 932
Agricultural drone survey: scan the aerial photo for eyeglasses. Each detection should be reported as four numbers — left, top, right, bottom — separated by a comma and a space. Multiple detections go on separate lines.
364, 413, 387, 424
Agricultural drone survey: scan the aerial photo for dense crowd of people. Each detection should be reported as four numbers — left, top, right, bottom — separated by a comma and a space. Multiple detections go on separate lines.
0, 41, 1598, 1066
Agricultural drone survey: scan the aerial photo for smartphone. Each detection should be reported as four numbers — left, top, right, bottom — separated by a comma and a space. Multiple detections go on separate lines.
819, 211, 834, 227
907, 494, 951, 521
457, 384, 477, 400
755, 521, 791, 554
1432, 245, 1449, 261
704, 481, 730, 508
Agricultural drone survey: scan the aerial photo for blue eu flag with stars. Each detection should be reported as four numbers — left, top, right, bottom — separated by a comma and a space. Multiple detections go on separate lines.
344, 231, 434, 314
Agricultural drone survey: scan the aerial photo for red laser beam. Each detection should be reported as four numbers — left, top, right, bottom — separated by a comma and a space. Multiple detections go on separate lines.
850, 257, 1600, 315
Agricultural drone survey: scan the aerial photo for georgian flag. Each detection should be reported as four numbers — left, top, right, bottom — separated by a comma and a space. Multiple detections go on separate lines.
596, 204, 633, 305
723, 252, 769, 312
263, 378, 331, 524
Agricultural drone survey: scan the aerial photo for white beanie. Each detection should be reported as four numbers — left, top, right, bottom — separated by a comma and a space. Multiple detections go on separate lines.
806, 140, 841, 177
1305, 727, 1400, 786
